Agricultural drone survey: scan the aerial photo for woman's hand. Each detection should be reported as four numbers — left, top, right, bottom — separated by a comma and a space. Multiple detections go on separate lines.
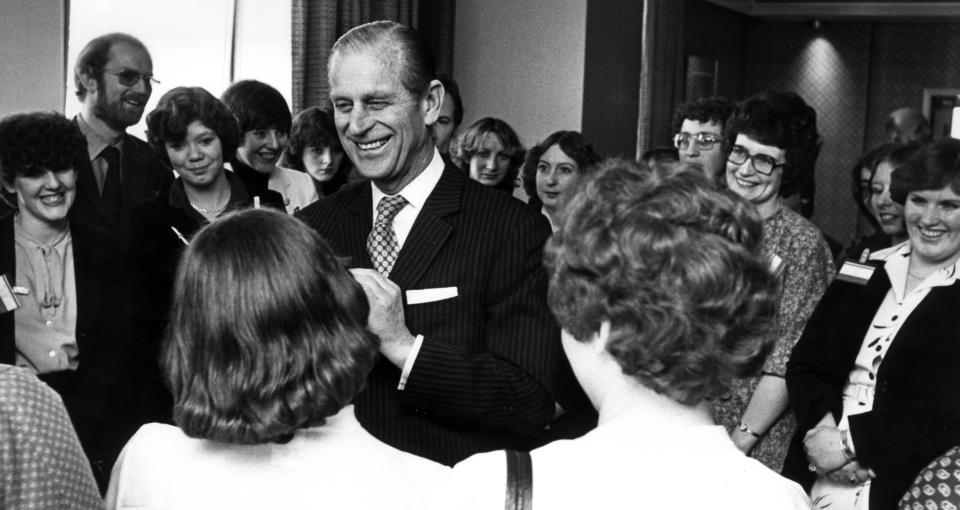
825, 461, 876, 485
803, 425, 848, 473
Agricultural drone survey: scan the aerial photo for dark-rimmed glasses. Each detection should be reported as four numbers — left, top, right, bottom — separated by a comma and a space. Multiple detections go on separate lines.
105, 68, 160, 88
673, 132, 722, 151
727, 145, 786, 176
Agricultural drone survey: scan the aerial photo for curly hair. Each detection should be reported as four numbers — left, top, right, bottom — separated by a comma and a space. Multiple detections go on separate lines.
726, 91, 821, 204
0, 112, 87, 181
522, 131, 601, 210
671, 96, 735, 134
456, 117, 525, 193
546, 159, 779, 406
220, 80, 292, 135
146, 87, 240, 168
163, 209, 378, 444
891, 138, 960, 205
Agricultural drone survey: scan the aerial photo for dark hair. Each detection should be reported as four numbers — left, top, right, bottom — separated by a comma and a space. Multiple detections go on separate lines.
457, 117, 525, 193
891, 138, 960, 205
220, 80, 292, 135
726, 91, 821, 203
546, 159, 778, 406
74, 32, 150, 100
282, 107, 350, 195
330, 21, 436, 98
146, 87, 240, 168
436, 73, 463, 126
851, 143, 901, 227
522, 131, 600, 209
0, 112, 86, 181
163, 209, 378, 444
671, 97, 735, 135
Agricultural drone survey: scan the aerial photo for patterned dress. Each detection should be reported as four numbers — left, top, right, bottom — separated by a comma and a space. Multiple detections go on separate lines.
0, 364, 102, 508
713, 207, 835, 471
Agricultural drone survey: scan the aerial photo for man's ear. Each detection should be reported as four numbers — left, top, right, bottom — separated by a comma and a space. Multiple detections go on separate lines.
422, 79, 444, 127
78, 67, 99, 97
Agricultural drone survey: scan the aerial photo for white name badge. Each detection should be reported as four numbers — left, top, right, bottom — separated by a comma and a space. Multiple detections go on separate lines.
836, 260, 876, 285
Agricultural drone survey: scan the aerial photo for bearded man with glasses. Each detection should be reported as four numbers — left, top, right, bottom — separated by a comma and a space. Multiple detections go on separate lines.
671, 96, 735, 180
70, 32, 173, 249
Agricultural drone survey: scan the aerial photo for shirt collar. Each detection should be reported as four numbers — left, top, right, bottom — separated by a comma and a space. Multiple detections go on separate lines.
880, 241, 960, 302
370, 149, 444, 212
77, 111, 124, 159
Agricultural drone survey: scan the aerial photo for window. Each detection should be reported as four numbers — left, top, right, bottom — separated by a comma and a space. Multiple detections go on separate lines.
65, 0, 291, 140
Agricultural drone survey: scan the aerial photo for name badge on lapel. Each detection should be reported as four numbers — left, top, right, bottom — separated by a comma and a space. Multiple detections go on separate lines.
836, 260, 876, 285
0, 274, 22, 313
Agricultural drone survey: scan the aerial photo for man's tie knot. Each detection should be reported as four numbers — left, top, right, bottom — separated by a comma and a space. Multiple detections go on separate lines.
375, 195, 407, 225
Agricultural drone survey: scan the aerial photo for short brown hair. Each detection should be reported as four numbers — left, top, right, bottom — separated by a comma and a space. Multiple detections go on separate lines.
164, 209, 378, 444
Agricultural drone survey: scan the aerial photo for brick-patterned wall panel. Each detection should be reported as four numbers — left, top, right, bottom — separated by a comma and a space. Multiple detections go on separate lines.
866, 22, 960, 146
742, 20, 872, 247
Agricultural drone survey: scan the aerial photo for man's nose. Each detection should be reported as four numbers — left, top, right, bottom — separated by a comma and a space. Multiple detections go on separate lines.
683, 143, 699, 156
346, 109, 372, 136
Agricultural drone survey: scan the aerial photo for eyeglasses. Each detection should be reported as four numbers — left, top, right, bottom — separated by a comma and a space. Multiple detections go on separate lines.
105, 68, 160, 87
727, 145, 786, 176
673, 132, 722, 151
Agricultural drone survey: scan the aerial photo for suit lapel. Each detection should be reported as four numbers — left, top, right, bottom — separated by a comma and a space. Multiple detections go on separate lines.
343, 184, 374, 269
389, 166, 461, 289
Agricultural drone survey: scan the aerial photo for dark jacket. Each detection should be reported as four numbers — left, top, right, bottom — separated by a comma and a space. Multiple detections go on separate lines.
784, 262, 960, 509
69, 127, 174, 249
0, 202, 135, 488
296, 164, 587, 466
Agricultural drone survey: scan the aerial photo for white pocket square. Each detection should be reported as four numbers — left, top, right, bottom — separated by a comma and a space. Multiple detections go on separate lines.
406, 286, 458, 305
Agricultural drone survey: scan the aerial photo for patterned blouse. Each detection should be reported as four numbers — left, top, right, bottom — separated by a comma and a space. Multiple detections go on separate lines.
713, 207, 835, 471
0, 364, 102, 509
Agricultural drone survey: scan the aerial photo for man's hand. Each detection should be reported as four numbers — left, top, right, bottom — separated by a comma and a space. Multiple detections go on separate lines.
803, 425, 848, 474
349, 268, 416, 368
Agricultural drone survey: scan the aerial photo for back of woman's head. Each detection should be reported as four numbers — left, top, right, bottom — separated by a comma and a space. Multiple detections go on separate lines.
164, 209, 378, 444
522, 131, 601, 207
546, 159, 779, 406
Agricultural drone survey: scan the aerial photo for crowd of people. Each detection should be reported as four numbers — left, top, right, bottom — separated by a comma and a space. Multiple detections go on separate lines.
2, 19, 960, 510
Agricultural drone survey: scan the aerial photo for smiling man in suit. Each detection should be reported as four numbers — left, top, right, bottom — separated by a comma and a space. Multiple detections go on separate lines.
69, 33, 173, 248
296, 20, 584, 466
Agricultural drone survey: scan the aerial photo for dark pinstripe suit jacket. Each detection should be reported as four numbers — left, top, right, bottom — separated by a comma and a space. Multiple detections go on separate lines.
296, 165, 582, 465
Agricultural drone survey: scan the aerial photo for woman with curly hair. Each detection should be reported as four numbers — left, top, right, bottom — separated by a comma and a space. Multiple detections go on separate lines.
714, 90, 835, 471
0, 111, 135, 491
521, 131, 600, 230
107, 210, 451, 509
451, 160, 810, 509
455, 117, 524, 194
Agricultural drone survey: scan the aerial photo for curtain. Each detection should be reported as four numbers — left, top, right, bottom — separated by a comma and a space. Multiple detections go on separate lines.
636, 0, 684, 156
291, 0, 455, 113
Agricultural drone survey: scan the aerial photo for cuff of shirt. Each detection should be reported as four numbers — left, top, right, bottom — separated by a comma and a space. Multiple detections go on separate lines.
397, 334, 425, 391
